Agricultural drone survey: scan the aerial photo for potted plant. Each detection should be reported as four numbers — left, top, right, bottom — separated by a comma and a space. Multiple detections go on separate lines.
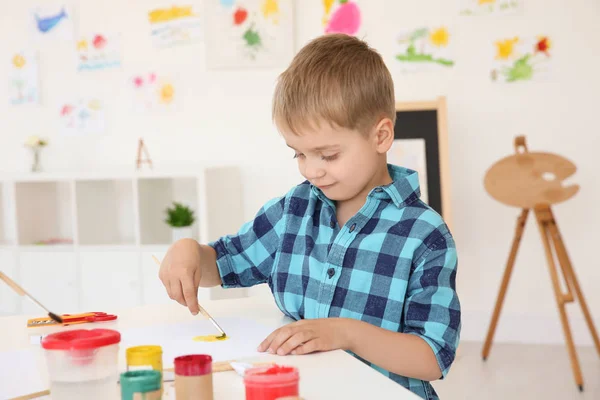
165, 201, 195, 242
24, 136, 47, 172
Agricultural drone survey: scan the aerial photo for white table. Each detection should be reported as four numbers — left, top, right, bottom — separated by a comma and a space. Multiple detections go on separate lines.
0, 295, 420, 399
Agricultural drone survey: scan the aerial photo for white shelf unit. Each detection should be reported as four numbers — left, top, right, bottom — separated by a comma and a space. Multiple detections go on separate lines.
0, 166, 248, 316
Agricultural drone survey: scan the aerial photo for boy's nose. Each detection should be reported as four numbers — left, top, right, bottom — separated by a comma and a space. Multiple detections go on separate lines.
304, 164, 326, 180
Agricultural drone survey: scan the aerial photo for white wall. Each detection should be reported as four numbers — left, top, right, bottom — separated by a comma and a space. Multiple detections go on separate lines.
1, 0, 600, 344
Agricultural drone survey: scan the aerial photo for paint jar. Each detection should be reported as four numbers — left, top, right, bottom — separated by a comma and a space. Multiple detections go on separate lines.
244, 365, 299, 400
126, 345, 163, 373
174, 354, 214, 400
120, 370, 162, 400
41, 329, 121, 400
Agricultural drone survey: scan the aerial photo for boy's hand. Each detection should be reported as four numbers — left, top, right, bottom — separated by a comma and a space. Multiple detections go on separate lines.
158, 239, 202, 315
258, 318, 354, 356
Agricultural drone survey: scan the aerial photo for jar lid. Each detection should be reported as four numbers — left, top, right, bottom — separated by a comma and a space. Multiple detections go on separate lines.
120, 370, 161, 394
41, 329, 120, 350
174, 354, 212, 376
244, 365, 299, 385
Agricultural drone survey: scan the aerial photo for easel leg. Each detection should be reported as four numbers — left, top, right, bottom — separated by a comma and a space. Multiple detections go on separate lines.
482, 209, 529, 360
545, 210, 600, 358
534, 207, 584, 391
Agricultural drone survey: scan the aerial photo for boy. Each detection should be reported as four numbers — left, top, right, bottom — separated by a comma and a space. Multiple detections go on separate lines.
159, 34, 460, 400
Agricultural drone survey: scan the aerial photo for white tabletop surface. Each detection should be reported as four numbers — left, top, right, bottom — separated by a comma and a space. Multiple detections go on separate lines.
0, 295, 420, 399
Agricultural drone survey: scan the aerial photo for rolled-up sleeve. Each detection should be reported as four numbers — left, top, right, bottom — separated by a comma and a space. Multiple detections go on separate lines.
403, 232, 461, 379
208, 196, 286, 288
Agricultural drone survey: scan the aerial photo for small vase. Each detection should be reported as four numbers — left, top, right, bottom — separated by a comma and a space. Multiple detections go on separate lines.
30, 147, 42, 172
171, 226, 193, 243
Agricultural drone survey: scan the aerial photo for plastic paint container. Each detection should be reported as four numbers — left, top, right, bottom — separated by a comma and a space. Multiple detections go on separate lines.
120, 370, 162, 400
174, 354, 214, 400
41, 329, 121, 400
244, 365, 299, 400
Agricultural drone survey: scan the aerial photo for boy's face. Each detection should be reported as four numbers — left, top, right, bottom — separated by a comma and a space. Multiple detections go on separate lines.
282, 119, 393, 202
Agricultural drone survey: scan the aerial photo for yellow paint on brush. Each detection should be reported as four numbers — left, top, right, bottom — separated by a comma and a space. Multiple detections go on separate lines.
192, 334, 229, 342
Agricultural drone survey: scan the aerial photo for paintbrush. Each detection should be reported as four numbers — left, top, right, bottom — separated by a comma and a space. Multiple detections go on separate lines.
0, 271, 63, 324
152, 255, 227, 339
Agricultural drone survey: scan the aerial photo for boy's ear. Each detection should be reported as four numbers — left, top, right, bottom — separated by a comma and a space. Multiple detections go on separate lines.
373, 117, 395, 154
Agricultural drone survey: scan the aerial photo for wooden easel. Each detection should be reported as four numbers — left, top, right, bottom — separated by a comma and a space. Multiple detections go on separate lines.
136, 138, 153, 170
482, 136, 600, 391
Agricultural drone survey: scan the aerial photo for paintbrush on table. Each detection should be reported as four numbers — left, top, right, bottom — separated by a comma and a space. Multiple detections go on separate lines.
152, 255, 227, 339
0, 271, 63, 324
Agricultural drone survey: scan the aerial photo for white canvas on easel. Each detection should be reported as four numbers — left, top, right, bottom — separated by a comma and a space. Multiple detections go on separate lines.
204, 0, 294, 69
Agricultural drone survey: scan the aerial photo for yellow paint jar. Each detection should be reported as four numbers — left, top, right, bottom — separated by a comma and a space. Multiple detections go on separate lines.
126, 345, 163, 372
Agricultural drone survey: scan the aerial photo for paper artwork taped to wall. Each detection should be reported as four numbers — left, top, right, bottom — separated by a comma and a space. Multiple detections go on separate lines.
491, 36, 551, 83
459, 0, 523, 16
322, 0, 361, 36
204, 0, 294, 69
59, 98, 105, 135
388, 139, 429, 203
76, 34, 121, 71
131, 72, 176, 112
396, 27, 454, 72
148, 3, 203, 47
31, 4, 74, 41
9, 51, 39, 105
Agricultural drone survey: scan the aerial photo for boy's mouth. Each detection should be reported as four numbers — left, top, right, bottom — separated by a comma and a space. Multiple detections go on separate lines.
316, 183, 335, 190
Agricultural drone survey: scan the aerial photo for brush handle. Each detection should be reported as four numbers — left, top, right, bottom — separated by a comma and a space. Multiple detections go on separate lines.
0, 271, 27, 296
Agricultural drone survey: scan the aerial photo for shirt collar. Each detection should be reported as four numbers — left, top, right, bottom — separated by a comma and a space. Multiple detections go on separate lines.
310, 164, 421, 209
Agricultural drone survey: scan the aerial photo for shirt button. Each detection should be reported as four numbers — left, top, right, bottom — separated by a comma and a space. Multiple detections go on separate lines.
327, 268, 335, 278
375, 188, 383, 192
330, 220, 335, 228
349, 223, 356, 232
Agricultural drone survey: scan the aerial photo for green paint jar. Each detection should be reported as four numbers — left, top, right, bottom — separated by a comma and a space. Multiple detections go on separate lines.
120, 370, 162, 400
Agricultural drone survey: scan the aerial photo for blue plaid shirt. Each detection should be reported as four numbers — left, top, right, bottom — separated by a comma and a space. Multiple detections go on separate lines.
209, 164, 460, 400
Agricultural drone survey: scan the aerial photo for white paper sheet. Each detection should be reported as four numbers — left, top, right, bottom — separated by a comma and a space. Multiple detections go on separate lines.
119, 317, 276, 367
0, 348, 47, 399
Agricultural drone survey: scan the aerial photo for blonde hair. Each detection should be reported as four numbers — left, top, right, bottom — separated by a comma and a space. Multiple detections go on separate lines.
272, 34, 396, 135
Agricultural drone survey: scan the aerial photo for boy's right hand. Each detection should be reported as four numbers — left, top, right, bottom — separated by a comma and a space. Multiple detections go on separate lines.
158, 239, 202, 315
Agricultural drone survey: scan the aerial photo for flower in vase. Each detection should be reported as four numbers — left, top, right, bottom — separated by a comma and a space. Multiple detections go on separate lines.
25, 136, 48, 148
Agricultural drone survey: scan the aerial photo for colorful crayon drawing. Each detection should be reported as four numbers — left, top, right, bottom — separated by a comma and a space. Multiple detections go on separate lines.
31, 4, 74, 41
322, 0, 361, 36
204, 0, 294, 69
131, 72, 176, 112
396, 27, 454, 72
388, 139, 429, 204
9, 51, 39, 105
59, 98, 105, 135
77, 34, 121, 71
459, 0, 523, 16
491, 35, 552, 83
148, 4, 203, 47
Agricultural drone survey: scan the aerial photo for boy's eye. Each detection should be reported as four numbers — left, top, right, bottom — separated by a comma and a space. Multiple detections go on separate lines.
293, 153, 304, 159
321, 154, 339, 162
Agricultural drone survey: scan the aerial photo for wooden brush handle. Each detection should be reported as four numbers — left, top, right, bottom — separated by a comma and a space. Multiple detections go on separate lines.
164, 360, 274, 373
9, 389, 50, 400
0, 271, 26, 296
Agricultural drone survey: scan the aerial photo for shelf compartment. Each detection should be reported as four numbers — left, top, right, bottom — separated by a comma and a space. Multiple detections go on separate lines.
15, 181, 74, 246
76, 180, 135, 245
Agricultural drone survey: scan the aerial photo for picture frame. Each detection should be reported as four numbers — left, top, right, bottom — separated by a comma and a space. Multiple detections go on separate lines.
389, 96, 452, 229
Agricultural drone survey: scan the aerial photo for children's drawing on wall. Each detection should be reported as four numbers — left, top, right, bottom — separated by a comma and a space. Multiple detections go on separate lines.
459, 0, 522, 16
131, 72, 176, 113
388, 139, 429, 203
396, 27, 454, 72
77, 34, 121, 71
148, 3, 203, 48
205, 0, 294, 69
31, 4, 74, 41
322, 0, 361, 36
59, 98, 105, 135
9, 51, 39, 105
491, 36, 551, 83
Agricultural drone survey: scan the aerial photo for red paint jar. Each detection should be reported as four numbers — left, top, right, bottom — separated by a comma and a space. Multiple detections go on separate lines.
174, 354, 214, 400
244, 365, 299, 400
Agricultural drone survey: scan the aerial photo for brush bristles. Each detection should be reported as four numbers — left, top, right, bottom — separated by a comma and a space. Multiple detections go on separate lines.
49, 312, 63, 324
